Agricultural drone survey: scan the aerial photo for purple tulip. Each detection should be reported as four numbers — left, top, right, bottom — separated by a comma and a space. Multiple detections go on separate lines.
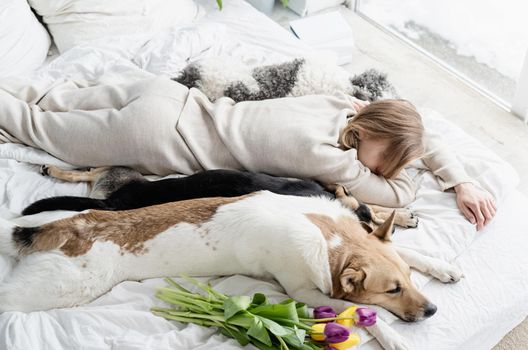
313, 306, 337, 320
355, 307, 377, 327
324, 346, 338, 350
324, 322, 350, 343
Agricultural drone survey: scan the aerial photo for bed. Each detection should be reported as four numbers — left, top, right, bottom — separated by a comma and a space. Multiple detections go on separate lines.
1, 1, 527, 349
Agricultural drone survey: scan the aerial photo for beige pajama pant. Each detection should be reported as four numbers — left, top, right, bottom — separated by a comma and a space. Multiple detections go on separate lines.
0, 77, 202, 175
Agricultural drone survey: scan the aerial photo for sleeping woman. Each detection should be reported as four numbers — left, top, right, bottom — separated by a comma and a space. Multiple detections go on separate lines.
0, 76, 495, 230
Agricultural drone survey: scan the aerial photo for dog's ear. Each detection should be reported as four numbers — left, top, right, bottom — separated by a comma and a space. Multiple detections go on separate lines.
340, 267, 366, 293
371, 211, 395, 241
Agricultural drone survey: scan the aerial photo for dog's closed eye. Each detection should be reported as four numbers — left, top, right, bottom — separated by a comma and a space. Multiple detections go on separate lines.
386, 285, 401, 294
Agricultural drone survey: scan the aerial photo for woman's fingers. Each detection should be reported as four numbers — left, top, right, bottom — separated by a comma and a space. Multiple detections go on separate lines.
468, 202, 485, 230
490, 198, 497, 213
486, 199, 496, 217
467, 199, 495, 231
460, 204, 476, 225
481, 201, 493, 226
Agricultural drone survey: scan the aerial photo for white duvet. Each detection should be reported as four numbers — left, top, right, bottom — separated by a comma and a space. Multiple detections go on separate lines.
1, 1, 527, 349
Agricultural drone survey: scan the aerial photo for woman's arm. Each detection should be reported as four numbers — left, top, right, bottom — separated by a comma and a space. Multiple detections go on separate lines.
421, 132, 474, 189
422, 132, 496, 230
335, 161, 417, 208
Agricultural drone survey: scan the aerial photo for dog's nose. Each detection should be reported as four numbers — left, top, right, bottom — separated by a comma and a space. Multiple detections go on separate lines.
423, 303, 437, 318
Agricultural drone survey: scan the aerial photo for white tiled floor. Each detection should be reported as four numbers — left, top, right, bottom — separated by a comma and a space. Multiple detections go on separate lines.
269, 4, 528, 349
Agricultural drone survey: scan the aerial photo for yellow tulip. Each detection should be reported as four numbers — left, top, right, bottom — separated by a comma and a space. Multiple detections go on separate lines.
329, 333, 361, 350
310, 323, 326, 341
336, 306, 358, 328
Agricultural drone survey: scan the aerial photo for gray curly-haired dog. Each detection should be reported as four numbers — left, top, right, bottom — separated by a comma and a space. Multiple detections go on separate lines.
173, 57, 396, 102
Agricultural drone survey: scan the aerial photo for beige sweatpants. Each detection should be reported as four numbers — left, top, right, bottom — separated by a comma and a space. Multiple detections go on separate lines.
0, 77, 202, 175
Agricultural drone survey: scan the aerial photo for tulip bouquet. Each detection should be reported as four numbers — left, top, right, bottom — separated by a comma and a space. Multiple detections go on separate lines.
152, 276, 376, 350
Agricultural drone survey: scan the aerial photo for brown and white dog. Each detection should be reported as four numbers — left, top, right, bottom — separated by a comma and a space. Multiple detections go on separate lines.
1, 183, 462, 350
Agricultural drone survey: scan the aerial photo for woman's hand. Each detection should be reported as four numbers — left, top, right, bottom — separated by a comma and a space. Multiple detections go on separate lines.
352, 99, 370, 113
454, 182, 496, 231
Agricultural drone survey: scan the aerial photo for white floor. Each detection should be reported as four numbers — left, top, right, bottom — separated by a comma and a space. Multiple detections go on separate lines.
268, 4, 528, 349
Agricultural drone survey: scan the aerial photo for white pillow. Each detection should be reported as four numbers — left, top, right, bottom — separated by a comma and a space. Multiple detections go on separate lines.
27, 0, 204, 53
0, 0, 51, 77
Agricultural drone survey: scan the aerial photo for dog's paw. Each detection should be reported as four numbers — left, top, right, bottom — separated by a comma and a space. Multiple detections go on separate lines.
395, 209, 419, 228
376, 329, 412, 350
367, 318, 413, 350
40, 165, 50, 176
430, 262, 464, 283
379, 338, 412, 350
388, 338, 412, 350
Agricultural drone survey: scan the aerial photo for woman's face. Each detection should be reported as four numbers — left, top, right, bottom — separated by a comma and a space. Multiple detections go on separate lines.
357, 136, 390, 176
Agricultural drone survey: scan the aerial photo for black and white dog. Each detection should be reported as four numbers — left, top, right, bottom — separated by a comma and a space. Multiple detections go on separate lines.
23, 166, 418, 229
173, 57, 397, 102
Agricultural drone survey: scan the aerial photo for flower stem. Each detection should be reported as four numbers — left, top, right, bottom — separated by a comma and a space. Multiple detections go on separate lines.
277, 335, 290, 350
152, 311, 220, 327
151, 308, 226, 321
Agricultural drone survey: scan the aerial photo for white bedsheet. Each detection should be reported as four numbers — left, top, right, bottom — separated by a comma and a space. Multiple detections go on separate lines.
0, 0, 527, 349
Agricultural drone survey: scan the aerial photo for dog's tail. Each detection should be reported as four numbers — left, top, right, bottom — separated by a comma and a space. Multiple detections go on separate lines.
0, 220, 71, 257
0, 218, 19, 257
22, 196, 108, 216
350, 69, 397, 101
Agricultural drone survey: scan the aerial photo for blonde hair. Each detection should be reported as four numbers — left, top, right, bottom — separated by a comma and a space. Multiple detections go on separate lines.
340, 99, 425, 178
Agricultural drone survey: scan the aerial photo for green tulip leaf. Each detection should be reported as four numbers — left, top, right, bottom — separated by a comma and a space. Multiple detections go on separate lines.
282, 334, 304, 349
280, 298, 295, 305
251, 339, 280, 350
220, 327, 250, 346
224, 295, 252, 320
295, 303, 310, 319
247, 317, 272, 346
252, 301, 300, 323
228, 314, 254, 329
259, 316, 293, 337
252, 293, 269, 306
294, 325, 306, 344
